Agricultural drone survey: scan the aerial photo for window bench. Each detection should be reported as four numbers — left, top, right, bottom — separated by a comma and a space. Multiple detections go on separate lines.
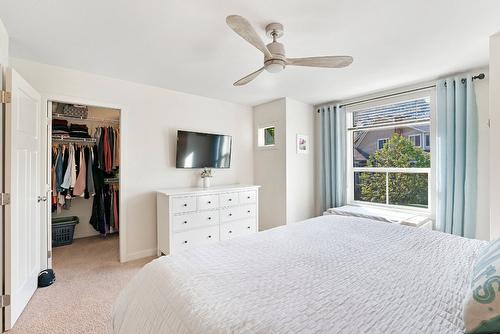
324, 205, 433, 229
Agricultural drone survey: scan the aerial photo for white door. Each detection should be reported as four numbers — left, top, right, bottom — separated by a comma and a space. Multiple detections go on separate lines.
4, 68, 42, 329
0, 64, 5, 332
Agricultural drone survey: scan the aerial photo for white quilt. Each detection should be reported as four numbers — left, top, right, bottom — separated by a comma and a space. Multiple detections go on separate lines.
113, 215, 487, 334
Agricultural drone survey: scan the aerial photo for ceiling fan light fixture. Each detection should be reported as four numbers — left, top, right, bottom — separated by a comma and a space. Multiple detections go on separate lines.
226, 15, 353, 85
264, 59, 285, 73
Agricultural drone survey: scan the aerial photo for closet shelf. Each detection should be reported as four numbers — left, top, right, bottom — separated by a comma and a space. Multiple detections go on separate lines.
52, 136, 96, 144
52, 113, 120, 124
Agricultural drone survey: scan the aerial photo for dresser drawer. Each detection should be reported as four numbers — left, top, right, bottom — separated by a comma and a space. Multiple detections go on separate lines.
239, 204, 257, 219
172, 211, 219, 232
220, 192, 239, 207
171, 196, 197, 213
239, 190, 257, 204
220, 219, 257, 241
197, 194, 219, 211
220, 207, 239, 222
172, 226, 219, 252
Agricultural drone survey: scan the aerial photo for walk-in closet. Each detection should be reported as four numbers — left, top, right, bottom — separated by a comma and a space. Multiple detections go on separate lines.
49, 101, 121, 264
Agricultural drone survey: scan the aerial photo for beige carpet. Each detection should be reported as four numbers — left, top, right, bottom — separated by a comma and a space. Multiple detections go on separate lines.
10, 235, 155, 334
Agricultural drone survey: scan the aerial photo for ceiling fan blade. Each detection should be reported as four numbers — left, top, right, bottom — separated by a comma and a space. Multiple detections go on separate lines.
234, 67, 265, 86
286, 56, 353, 68
226, 15, 272, 58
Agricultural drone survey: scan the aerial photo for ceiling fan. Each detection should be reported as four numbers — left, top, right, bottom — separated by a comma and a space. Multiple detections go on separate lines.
226, 15, 353, 86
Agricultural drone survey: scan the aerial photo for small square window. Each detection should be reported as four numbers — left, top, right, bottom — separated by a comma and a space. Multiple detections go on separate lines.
258, 126, 276, 147
377, 138, 388, 150
408, 134, 422, 147
424, 133, 430, 147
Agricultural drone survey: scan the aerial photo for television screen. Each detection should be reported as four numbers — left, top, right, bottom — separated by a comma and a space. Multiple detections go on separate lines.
176, 130, 232, 168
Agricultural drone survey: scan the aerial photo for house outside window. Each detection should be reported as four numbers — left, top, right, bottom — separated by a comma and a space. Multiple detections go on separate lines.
347, 91, 434, 211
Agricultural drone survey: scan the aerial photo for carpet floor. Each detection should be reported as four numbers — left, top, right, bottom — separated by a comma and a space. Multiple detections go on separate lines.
10, 235, 154, 334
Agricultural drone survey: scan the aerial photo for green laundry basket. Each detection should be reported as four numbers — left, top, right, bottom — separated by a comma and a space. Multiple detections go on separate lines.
52, 216, 79, 247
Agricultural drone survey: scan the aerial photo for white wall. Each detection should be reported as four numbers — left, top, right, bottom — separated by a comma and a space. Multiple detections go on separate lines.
285, 98, 315, 223
0, 19, 8, 69
253, 97, 315, 230
490, 33, 500, 240
253, 98, 287, 230
11, 57, 254, 262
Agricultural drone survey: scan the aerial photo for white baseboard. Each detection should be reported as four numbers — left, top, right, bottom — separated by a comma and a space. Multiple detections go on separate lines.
123, 248, 157, 262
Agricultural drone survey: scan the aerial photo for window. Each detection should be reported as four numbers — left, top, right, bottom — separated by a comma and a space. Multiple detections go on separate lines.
258, 126, 276, 147
377, 138, 388, 150
424, 133, 430, 150
408, 134, 421, 147
348, 94, 432, 210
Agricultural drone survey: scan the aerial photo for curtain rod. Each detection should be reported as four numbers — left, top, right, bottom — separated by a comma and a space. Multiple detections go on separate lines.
317, 73, 485, 112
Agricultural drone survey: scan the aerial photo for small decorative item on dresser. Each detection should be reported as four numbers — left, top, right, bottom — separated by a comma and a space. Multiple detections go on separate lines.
201, 168, 213, 188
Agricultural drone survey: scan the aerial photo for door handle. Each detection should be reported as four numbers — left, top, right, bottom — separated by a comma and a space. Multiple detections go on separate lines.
37, 196, 48, 203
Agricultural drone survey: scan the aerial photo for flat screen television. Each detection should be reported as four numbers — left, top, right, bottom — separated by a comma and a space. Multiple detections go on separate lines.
176, 130, 232, 168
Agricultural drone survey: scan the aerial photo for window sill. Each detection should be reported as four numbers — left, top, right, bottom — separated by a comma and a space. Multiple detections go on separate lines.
256, 145, 279, 151
326, 203, 433, 228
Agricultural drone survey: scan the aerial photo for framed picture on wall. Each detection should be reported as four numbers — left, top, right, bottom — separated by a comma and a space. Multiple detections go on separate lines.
297, 134, 309, 154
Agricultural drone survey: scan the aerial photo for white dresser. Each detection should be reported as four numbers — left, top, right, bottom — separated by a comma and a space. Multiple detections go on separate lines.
157, 184, 260, 255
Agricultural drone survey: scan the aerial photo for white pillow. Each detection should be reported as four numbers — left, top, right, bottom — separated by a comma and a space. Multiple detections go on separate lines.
464, 238, 500, 333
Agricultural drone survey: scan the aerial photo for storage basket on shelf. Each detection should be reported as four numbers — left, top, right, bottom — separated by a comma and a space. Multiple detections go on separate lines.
52, 216, 79, 247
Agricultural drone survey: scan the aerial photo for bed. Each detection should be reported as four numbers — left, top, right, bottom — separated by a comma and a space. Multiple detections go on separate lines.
113, 215, 486, 334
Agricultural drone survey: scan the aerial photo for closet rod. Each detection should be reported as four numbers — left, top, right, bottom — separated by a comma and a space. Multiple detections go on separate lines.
53, 113, 120, 124
52, 137, 96, 144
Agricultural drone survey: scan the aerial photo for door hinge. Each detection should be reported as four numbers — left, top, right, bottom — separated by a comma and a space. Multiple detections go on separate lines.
0, 193, 10, 206
0, 295, 10, 307
0, 91, 11, 104
47, 250, 52, 259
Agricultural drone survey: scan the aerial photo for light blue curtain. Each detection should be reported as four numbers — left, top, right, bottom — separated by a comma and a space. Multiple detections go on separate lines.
319, 104, 346, 212
436, 76, 478, 238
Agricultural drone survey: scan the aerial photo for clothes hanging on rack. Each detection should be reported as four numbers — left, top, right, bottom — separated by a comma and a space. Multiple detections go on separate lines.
94, 127, 120, 173
89, 126, 120, 235
51, 143, 96, 213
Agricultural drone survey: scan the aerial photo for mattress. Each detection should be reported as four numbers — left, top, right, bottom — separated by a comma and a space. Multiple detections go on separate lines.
113, 215, 487, 334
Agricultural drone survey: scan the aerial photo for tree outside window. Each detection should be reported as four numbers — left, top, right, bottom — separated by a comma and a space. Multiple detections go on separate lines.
356, 133, 430, 208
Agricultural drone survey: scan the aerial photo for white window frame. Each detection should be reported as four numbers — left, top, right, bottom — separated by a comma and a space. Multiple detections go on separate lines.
345, 89, 436, 214
377, 138, 389, 150
257, 125, 276, 148
408, 134, 422, 148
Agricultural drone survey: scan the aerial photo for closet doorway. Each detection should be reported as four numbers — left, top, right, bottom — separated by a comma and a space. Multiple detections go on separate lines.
46, 100, 122, 269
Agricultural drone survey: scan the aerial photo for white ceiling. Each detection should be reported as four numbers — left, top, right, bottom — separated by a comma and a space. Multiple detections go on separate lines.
2, 0, 500, 106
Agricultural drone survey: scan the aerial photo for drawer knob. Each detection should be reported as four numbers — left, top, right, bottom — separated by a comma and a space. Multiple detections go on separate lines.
228, 198, 232, 201
247, 226, 251, 229
183, 203, 187, 207
247, 210, 251, 213
229, 230, 232, 234
183, 240, 188, 244
229, 213, 232, 216
208, 235, 212, 238
208, 201, 211, 204
208, 217, 212, 220
183, 221, 188, 224
247, 196, 251, 199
